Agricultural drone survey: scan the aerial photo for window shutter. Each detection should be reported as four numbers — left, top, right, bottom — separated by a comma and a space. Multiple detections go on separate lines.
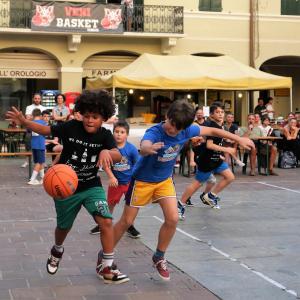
281, 0, 300, 15
199, 0, 222, 12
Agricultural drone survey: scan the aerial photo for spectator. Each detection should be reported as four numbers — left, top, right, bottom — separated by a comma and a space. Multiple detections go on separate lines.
258, 116, 278, 175
52, 94, 70, 125
254, 97, 267, 118
194, 107, 205, 125
282, 118, 300, 161
254, 113, 261, 126
25, 93, 46, 119
265, 96, 275, 120
239, 113, 263, 176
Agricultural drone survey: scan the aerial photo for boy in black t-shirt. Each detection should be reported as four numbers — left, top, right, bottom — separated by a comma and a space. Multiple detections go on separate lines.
179, 102, 236, 214
6, 90, 129, 284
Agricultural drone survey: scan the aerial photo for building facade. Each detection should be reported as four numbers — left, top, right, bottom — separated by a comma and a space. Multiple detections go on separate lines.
0, 0, 300, 124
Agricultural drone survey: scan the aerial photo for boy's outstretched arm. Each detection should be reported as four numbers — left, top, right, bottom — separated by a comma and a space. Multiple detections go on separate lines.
200, 126, 254, 150
98, 148, 121, 169
206, 140, 236, 156
6, 106, 51, 136
139, 140, 164, 156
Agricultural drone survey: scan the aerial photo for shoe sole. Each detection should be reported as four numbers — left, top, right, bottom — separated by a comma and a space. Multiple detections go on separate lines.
97, 273, 130, 284
127, 233, 141, 239
202, 198, 215, 208
90, 231, 100, 235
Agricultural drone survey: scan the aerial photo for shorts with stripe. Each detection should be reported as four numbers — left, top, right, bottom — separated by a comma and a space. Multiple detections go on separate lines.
125, 177, 176, 207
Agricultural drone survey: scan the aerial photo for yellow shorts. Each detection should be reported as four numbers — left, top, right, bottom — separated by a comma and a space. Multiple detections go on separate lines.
125, 177, 176, 207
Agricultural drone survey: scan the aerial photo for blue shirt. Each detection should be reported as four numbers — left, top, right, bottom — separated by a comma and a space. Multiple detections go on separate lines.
112, 142, 139, 184
31, 120, 47, 150
133, 122, 200, 182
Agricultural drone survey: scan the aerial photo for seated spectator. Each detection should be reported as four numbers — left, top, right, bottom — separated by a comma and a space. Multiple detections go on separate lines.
258, 117, 278, 175
282, 118, 300, 162
239, 113, 263, 176
254, 113, 261, 126
224, 113, 244, 167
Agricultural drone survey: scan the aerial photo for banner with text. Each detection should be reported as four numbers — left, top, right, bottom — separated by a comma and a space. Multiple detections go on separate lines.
31, 1, 123, 33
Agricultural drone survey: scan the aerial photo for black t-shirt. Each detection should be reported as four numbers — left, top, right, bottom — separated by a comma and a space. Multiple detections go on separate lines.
193, 119, 224, 172
254, 105, 267, 117
51, 120, 116, 193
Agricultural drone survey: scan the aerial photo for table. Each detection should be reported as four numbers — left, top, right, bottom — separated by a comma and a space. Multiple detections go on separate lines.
252, 136, 283, 175
0, 128, 26, 152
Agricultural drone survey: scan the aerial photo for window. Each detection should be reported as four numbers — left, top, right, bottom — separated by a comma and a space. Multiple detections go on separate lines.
281, 0, 300, 15
199, 0, 222, 12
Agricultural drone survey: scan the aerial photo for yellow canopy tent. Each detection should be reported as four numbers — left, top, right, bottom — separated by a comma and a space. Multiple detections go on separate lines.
86, 53, 292, 91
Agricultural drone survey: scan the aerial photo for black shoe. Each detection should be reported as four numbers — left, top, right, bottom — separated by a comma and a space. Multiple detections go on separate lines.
127, 225, 141, 239
186, 198, 194, 207
46, 246, 64, 275
200, 192, 209, 206
90, 225, 100, 235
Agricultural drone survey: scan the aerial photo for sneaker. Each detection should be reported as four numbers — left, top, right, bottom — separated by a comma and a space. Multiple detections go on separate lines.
235, 159, 245, 167
27, 179, 41, 185
177, 201, 185, 220
97, 265, 129, 284
21, 161, 28, 168
186, 198, 194, 207
202, 192, 221, 209
46, 246, 64, 275
200, 192, 209, 206
127, 225, 141, 239
152, 256, 170, 281
90, 225, 100, 235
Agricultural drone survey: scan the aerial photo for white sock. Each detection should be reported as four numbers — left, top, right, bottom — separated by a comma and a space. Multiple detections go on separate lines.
30, 170, 38, 181
39, 169, 45, 179
102, 252, 114, 268
54, 244, 64, 253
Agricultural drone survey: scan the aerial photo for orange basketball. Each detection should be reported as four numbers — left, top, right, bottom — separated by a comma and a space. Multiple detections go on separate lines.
43, 164, 78, 200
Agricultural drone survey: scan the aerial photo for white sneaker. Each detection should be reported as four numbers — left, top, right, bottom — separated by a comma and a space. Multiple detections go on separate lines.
27, 179, 41, 185
21, 162, 28, 168
39, 179, 44, 184
235, 159, 245, 167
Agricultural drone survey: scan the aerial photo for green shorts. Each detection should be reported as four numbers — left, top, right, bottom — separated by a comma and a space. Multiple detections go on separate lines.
54, 186, 112, 230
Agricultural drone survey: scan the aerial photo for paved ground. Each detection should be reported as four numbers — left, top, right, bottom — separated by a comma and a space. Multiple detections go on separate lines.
0, 158, 219, 300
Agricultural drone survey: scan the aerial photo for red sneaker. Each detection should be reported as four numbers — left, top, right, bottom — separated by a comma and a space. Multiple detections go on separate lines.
97, 265, 129, 284
152, 257, 170, 281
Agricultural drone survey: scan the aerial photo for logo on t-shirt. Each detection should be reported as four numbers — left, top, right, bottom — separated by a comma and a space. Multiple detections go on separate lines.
157, 144, 180, 162
113, 156, 130, 171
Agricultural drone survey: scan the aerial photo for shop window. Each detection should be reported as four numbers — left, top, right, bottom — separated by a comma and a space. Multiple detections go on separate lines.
281, 0, 300, 15
199, 0, 222, 12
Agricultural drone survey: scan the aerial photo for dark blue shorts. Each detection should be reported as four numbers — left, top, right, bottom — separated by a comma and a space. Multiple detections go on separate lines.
32, 149, 45, 164
195, 162, 229, 183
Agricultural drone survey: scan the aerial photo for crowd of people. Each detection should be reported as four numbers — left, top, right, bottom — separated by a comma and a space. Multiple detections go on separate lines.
4, 91, 300, 286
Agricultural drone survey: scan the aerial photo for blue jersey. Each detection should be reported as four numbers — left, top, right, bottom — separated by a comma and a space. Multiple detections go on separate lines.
31, 120, 47, 150
133, 122, 200, 182
112, 142, 139, 184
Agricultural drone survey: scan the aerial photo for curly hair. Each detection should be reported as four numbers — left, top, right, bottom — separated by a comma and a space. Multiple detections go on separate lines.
167, 100, 195, 130
75, 90, 116, 121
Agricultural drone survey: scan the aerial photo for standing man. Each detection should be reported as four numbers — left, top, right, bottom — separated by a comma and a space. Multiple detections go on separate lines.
21, 93, 46, 168
254, 97, 267, 118
25, 93, 46, 119
265, 96, 275, 120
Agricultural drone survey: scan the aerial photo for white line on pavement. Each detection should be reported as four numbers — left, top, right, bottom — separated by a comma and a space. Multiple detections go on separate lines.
153, 215, 298, 298
257, 182, 300, 194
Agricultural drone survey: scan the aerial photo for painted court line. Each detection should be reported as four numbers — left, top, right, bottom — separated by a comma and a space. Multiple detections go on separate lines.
257, 181, 300, 194
153, 215, 298, 298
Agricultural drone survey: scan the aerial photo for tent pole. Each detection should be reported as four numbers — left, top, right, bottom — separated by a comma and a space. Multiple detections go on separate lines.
112, 87, 116, 100
246, 91, 250, 114
204, 89, 207, 106
290, 87, 293, 112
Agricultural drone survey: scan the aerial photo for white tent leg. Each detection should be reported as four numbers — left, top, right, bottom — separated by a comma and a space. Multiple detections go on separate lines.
246, 91, 249, 114
290, 87, 293, 112
204, 89, 207, 106
112, 87, 116, 100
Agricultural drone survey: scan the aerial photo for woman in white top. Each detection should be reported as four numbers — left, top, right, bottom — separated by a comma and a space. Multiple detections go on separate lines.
52, 94, 70, 125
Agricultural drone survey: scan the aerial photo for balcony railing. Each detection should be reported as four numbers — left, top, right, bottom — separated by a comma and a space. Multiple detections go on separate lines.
0, 2, 183, 34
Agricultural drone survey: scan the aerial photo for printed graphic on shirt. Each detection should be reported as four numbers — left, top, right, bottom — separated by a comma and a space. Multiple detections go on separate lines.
157, 144, 180, 162
113, 156, 130, 172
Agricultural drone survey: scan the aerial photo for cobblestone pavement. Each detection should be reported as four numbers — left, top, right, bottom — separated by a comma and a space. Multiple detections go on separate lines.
0, 158, 219, 300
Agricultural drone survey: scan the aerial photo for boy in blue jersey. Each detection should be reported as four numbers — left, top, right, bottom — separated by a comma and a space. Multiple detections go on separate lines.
179, 102, 237, 215
90, 120, 141, 238
28, 108, 47, 185
100, 100, 254, 281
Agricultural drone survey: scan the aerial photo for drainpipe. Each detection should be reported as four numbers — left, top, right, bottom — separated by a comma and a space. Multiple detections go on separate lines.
249, 0, 255, 68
